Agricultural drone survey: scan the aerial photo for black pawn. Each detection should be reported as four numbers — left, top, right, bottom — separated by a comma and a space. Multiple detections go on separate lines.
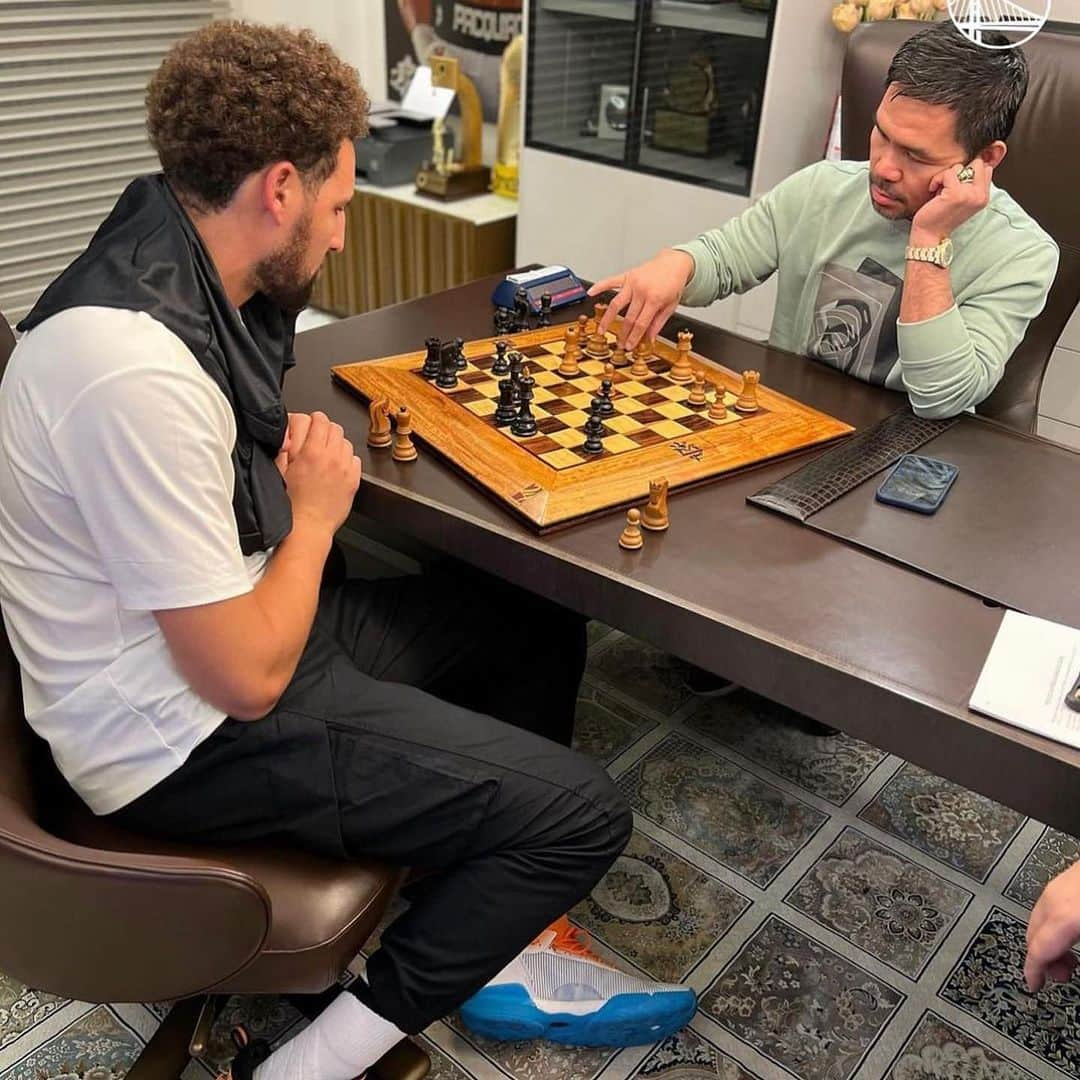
539, 293, 552, 327
494, 307, 512, 335
435, 342, 458, 389
454, 337, 467, 370
492, 339, 510, 376
597, 377, 616, 418
421, 336, 441, 380
583, 401, 605, 454
495, 376, 518, 426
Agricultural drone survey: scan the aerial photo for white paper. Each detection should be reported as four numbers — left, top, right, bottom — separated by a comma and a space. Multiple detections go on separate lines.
400, 66, 455, 121
970, 610, 1080, 750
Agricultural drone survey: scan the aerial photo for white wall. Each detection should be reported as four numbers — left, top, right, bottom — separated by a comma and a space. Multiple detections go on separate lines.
231, 0, 387, 100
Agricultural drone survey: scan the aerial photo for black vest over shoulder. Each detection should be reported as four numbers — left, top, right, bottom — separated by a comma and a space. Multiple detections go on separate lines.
18, 174, 293, 556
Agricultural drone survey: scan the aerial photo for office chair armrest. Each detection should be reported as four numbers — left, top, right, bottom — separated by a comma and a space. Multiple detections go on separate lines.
0, 811, 272, 1003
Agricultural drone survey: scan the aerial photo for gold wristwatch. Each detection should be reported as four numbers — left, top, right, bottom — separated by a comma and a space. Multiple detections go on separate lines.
905, 236, 953, 269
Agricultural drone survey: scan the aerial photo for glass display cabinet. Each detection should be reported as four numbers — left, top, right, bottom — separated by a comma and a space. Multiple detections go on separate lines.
525, 0, 778, 195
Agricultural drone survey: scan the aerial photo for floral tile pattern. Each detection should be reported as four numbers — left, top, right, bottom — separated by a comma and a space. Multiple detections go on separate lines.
701, 916, 904, 1080
631, 1028, 762, 1079
446, 1012, 616, 1080
884, 1011, 1039, 1079
784, 828, 972, 979
618, 734, 827, 887
0, 977, 68, 1051
939, 907, 1080, 1075
684, 691, 887, 805
571, 830, 750, 982
1005, 827, 1080, 910
5, 1005, 142, 1080
586, 638, 693, 717
573, 683, 657, 766
858, 764, 1026, 882
1, 627, 1066, 1080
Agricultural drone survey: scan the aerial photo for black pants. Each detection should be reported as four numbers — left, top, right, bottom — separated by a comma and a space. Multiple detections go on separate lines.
108, 567, 633, 1034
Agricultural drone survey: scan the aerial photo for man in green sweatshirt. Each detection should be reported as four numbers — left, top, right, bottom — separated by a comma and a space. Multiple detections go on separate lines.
591, 21, 1058, 420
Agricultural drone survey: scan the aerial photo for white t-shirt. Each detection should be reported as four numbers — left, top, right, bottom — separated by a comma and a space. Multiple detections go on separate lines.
0, 306, 269, 814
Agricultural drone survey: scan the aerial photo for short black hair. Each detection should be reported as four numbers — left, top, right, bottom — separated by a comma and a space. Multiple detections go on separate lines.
885, 21, 1029, 157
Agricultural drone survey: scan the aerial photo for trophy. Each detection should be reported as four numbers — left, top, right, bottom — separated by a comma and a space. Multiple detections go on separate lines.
652, 49, 721, 157
415, 56, 491, 200
492, 35, 523, 199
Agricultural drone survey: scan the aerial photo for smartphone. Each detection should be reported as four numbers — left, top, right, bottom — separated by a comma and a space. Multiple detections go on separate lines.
875, 454, 959, 515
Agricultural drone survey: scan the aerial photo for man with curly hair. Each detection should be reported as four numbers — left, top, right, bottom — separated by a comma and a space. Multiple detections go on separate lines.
0, 20, 694, 1080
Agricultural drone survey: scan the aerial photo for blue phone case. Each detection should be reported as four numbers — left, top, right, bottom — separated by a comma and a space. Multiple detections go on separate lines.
875, 454, 958, 514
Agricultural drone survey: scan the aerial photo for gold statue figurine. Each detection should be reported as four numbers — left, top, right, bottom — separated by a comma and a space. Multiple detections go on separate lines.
493, 35, 523, 200
415, 56, 491, 200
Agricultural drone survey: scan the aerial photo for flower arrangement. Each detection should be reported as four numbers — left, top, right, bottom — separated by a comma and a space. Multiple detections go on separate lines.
832, 0, 948, 33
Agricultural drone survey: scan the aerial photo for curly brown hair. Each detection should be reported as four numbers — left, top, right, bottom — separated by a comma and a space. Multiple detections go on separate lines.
146, 20, 369, 212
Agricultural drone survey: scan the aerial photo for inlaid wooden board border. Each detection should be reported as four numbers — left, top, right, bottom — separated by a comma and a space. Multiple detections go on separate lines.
331, 322, 855, 532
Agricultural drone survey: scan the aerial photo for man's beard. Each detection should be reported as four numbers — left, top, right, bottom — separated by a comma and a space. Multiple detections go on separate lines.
253, 210, 319, 313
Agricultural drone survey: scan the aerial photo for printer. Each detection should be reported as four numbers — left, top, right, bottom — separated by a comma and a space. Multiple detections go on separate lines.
355, 103, 454, 188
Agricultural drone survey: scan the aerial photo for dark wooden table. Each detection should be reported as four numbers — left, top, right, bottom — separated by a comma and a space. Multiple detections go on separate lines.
290, 273, 1080, 835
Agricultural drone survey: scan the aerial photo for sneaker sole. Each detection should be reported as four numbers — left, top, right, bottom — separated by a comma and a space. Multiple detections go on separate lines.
459, 984, 696, 1047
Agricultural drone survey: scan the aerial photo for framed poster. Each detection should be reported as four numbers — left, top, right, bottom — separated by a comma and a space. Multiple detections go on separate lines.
386, 0, 523, 121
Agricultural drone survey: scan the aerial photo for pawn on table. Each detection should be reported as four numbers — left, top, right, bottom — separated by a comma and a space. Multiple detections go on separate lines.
708, 383, 729, 421
735, 369, 761, 413
582, 400, 605, 454
642, 477, 669, 531
630, 339, 652, 378
511, 364, 539, 437
367, 396, 392, 448
392, 405, 418, 462
688, 369, 707, 407
619, 508, 644, 551
597, 377, 616, 418
612, 343, 629, 368
539, 292, 553, 327
492, 338, 511, 376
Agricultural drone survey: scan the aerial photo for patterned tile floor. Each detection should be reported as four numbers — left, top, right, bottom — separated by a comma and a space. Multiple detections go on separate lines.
3, 625, 1079, 1080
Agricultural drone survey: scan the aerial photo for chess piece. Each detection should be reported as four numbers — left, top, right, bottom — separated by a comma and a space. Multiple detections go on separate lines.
584, 302, 611, 359
514, 286, 531, 332
630, 339, 651, 378
493, 306, 514, 335
392, 405, 418, 462
577, 314, 589, 344
495, 375, 518, 426
436, 342, 458, 388
557, 327, 581, 377
492, 338, 510, 376
619, 508, 644, 551
582, 400, 604, 454
669, 328, 694, 383
688, 369, 707, 407
735, 370, 760, 413
454, 337, 467, 370
612, 343, 628, 368
421, 336, 441, 380
597, 378, 615, 418
367, 397, 392, 448
642, 477, 669, 531
539, 292, 552, 327
708, 383, 728, 421
510, 364, 538, 437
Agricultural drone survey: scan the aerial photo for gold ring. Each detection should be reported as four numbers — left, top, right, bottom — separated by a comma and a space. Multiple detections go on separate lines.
957, 165, 975, 184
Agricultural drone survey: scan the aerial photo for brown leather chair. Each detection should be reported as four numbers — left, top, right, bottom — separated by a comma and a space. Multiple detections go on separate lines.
841, 21, 1080, 432
0, 310, 428, 1079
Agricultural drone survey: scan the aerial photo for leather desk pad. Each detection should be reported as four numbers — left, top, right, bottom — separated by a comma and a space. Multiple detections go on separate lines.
755, 416, 1080, 627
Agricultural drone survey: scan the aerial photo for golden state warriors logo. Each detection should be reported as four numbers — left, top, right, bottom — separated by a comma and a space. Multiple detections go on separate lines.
948, 0, 1052, 48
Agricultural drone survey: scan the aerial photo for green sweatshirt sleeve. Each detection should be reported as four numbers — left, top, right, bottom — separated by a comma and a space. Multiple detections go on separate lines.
897, 238, 1059, 418
672, 165, 816, 307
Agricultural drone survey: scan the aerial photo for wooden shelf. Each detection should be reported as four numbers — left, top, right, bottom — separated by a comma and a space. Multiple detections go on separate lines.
538, 0, 769, 38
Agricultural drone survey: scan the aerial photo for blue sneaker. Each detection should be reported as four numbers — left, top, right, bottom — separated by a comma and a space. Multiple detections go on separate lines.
460, 917, 696, 1047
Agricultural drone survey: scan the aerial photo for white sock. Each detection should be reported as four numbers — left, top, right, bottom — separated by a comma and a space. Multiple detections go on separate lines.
252, 991, 405, 1080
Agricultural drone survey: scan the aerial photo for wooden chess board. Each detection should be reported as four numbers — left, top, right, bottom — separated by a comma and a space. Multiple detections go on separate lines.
331, 322, 854, 532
